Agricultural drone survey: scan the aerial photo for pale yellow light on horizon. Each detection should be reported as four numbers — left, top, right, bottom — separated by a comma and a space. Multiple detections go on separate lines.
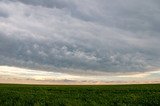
0, 65, 160, 84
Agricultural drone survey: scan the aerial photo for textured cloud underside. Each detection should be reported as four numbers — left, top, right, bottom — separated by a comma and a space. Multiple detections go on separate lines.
0, 0, 160, 73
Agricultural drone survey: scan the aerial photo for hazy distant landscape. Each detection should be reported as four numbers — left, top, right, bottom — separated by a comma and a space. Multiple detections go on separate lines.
0, 84, 160, 106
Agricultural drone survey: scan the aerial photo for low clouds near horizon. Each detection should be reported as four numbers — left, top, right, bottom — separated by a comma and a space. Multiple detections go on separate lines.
0, 0, 160, 75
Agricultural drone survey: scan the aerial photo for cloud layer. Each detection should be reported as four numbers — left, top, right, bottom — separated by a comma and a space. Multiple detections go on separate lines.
0, 0, 160, 74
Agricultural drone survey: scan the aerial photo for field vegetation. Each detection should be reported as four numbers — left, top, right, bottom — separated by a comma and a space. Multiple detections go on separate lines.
0, 84, 160, 106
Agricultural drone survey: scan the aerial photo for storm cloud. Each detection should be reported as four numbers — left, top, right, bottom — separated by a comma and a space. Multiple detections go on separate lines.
0, 0, 160, 74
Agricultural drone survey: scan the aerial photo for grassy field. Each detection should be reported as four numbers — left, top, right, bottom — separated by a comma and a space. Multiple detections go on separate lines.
0, 84, 160, 106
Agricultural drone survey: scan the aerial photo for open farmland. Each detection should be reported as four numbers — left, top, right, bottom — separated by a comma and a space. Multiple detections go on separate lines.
0, 84, 160, 106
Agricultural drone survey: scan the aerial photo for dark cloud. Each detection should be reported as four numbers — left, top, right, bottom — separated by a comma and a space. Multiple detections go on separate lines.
0, 0, 160, 74
0, 11, 9, 18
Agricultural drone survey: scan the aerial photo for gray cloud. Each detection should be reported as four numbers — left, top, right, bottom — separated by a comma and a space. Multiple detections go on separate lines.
0, 0, 160, 74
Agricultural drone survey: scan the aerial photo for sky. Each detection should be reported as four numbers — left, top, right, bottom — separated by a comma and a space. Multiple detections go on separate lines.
0, 0, 160, 84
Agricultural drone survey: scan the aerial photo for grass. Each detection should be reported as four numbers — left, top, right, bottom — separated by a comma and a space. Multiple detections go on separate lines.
0, 84, 160, 106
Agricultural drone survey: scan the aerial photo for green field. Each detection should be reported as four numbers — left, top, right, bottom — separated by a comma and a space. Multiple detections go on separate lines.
0, 84, 160, 106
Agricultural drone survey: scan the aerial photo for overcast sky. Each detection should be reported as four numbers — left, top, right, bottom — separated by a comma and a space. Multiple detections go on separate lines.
0, 0, 160, 84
